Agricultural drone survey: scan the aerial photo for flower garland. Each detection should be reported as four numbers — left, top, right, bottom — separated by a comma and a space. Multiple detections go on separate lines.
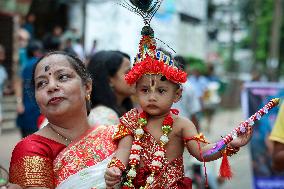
122, 111, 174, 189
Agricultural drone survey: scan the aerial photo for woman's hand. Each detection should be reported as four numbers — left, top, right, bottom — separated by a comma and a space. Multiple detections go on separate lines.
229, 126, 253, 148
104, 167, 122, 188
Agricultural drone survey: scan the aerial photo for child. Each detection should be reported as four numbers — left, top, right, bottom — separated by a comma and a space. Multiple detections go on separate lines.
0, 44, 8, 135
104, 2, 253, 188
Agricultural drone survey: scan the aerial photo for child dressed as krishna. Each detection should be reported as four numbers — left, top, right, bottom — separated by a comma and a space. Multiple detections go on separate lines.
104, 1, 279, 188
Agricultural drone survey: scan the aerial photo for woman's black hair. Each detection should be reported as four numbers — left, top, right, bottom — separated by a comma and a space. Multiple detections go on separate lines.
87, 50, 133, 117
31, 51, 92, 115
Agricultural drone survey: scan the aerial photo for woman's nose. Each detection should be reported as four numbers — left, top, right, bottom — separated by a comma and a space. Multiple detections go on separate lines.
47, 79, 59, 93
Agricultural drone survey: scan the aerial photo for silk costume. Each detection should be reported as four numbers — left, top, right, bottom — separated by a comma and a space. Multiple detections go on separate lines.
10, 126, 117, 189
54, 125, 117, 189
9, 134, 65, 188
114, 108, 192, 189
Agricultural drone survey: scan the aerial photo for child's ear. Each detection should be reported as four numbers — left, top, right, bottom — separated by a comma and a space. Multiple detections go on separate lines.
173, 88, 182, 103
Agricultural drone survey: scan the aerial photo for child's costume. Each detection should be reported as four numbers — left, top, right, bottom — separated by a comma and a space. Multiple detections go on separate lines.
110, 1, 280, 189
110, 1, 190, 188
113, 109, 192, 188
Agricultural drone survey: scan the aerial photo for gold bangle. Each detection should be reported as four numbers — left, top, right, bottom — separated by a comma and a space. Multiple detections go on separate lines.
222, 146, 240, 157
107, 157, 126, 171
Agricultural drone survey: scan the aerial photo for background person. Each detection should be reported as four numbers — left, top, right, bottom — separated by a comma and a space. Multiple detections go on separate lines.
269, 102, 284, 172
15, 40, 43, 138
87, 50, 135, 126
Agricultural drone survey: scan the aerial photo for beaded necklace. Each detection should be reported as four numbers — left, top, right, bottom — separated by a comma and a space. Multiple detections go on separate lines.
122, 111, 174, 189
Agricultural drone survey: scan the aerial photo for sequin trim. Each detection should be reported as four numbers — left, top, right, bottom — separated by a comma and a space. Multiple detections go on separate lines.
9, 156, 54, 188
53, 126, 117, 186
112, 123, 132, 141
120, 109, 185, 188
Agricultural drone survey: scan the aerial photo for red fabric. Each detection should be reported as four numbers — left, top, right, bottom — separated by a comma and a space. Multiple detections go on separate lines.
37, 114, 46, 128
119, 109, 188, 188
133, 167, 151, 187
9, 134, 66, 188
133, 167, 192, 189
53, 126, 117, 186
10, 134, 66, 162
176, 177, 192, 189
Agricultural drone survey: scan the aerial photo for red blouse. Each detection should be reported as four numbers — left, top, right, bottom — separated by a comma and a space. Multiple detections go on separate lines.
9, 134, 66, 188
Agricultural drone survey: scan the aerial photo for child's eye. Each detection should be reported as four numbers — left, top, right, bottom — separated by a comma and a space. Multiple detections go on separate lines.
141, 88, 149, 93
158, 88, 166, 94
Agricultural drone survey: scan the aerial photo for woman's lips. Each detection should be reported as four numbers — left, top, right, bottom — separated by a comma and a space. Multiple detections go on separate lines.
48, 97, 65, 105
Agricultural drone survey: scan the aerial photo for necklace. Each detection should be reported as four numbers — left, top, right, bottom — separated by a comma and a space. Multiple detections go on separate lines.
49, 124, 72, 144
122, 110, 174, 189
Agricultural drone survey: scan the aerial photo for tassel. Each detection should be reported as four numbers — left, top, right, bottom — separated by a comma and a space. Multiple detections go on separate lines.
219, 150, 232, 179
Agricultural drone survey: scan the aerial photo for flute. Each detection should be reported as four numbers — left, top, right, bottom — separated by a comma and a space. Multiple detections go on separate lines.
203, 98, 280, 157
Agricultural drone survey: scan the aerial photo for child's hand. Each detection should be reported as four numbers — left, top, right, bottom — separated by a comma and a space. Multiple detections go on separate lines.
104, 166, 122, 188
229, 126, 253, 148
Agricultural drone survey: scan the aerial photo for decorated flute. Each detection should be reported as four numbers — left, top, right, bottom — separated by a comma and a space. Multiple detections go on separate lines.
203, 98, 280, 157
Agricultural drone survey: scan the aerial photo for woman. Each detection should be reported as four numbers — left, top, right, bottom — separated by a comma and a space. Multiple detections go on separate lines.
87, 50, 135, 126
9, 51, 123, 188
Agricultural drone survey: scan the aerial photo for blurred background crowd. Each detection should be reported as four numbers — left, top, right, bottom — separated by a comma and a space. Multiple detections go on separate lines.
0, 0, 284, 189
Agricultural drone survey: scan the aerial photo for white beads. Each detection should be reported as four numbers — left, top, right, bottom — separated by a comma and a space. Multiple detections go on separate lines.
160, 135, 169, 144
154, 151, 165, 157
248, 119, 254, 126
146, 175, 155, 184
135, 128, 144, 135
127, 169, 137, 178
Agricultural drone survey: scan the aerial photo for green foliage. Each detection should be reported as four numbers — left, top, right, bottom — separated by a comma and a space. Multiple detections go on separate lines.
184, 56, 207, 74
239, 0, 274, 64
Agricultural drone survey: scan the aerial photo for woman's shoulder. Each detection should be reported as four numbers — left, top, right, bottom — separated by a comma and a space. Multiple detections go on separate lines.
9, 134, 58, 189
12, 134, 65, 159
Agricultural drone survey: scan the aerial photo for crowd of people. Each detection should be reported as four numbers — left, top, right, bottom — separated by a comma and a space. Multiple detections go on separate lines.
0, 1, 283, 189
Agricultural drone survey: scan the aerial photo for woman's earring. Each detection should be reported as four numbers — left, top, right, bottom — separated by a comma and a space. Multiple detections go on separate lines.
86, 94, 90, 101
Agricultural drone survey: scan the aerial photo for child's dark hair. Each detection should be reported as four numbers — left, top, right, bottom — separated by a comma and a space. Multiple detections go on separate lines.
31, 51, 92, 115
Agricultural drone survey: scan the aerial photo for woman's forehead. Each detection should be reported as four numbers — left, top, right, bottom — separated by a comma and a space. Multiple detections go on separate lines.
36, 55, 73, 73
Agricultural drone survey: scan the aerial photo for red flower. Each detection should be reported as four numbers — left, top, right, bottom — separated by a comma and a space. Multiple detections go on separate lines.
125, 56, 187, 85
163, 115, 173, 126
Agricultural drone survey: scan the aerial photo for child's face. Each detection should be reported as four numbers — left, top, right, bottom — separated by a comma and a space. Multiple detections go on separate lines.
136, 74, 181, 116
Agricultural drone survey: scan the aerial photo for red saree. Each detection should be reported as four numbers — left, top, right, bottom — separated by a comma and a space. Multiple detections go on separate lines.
53, 125, 117, 188
9, 134, 66, 188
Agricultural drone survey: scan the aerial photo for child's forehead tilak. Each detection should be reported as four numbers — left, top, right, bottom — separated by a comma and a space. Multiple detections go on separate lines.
137, 78, 168, 87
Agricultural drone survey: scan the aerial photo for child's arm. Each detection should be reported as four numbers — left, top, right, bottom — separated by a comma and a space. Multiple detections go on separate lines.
181, 117, 252, 162
105, 135, 133, 188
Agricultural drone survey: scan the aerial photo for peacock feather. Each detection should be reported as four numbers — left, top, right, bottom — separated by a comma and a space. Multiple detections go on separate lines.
120, 0, 163, 25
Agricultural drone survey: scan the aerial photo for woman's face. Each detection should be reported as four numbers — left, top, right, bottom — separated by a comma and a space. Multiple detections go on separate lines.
110, 57, 135, 98
34, 54, 91, 119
